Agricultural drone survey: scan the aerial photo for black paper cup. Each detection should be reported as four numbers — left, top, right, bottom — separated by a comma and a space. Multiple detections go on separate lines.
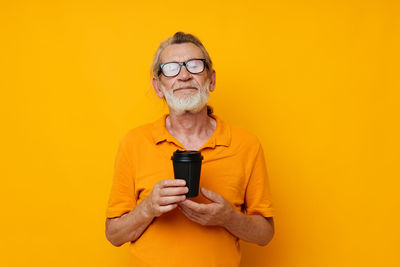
171, 150, 203, 198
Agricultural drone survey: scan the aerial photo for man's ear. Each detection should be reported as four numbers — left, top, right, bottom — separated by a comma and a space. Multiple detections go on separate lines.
209, 70, 216, 92
152, 77, 164, 98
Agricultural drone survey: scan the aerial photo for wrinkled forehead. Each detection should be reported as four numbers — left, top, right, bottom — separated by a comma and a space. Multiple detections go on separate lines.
160, 43, 204, 63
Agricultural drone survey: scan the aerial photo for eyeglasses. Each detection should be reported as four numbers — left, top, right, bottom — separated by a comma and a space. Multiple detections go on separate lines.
159, 59, 207, 77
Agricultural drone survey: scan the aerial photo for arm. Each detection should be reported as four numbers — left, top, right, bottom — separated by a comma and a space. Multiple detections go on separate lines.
225, 210, 274, 246
178, 188, 274, 246
105, 179, 188, 247
106, 198, 154, 247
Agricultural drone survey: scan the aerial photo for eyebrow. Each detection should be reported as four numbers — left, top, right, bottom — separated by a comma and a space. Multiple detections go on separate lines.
161, 58, 204, 64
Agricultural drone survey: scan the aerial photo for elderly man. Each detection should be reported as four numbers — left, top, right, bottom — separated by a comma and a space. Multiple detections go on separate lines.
105, 32, 275, 267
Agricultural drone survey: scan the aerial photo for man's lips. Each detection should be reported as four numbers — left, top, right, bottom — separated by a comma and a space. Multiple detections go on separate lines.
173, 87, 198, 92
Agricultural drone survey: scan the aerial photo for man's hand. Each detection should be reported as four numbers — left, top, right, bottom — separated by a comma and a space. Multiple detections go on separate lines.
106, 179, 187, 247
178, 187, 234, 227
144, 179, 188, 218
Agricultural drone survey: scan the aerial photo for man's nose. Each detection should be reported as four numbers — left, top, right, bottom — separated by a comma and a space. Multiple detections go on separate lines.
177, 65, 192, 80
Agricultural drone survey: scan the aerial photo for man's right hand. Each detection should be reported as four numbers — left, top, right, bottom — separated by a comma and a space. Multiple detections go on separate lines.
144, 179, 188, 217
106, 179, 187, 246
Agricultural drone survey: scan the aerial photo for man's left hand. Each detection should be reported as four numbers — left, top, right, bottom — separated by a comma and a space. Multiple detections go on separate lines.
178, 188, 234, 227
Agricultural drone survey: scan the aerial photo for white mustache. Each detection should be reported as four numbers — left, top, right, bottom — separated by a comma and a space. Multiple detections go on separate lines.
172, 83, 200, 91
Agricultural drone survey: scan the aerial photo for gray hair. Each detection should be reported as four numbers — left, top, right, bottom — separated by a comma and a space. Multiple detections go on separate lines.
151, 32, 213, 78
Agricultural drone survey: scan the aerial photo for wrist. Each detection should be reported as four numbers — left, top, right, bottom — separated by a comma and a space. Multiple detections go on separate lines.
141, 197, 155, 220
223, 207, 239, 229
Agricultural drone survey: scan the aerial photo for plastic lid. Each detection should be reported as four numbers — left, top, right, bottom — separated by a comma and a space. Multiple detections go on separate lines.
171, 150, 203, 162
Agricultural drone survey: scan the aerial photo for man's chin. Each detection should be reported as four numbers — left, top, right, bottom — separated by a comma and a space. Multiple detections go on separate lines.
169, 103, 207, 115
164, 89, 209, 115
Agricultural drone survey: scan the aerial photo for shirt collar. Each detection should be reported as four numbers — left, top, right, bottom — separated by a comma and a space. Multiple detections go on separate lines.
151, 113, 231, 149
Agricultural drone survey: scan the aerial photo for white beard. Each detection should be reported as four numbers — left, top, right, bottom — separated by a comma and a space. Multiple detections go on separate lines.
160, 80, 210, 115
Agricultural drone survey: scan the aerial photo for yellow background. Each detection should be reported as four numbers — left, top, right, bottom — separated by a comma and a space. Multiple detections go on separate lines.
1, 0, 399, 266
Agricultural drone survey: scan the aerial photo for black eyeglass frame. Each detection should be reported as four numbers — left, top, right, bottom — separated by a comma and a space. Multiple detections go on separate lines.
158, 58, 208, 77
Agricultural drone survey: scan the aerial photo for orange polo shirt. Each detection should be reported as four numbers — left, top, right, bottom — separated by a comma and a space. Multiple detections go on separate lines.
106, 114, 275, 267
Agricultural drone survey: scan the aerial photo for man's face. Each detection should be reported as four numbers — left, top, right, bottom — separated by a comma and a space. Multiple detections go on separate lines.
153, 43, 215, 115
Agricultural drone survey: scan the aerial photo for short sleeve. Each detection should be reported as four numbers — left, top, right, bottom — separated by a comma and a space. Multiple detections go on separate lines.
244, 143, 275, 217
106, 136, 136, 218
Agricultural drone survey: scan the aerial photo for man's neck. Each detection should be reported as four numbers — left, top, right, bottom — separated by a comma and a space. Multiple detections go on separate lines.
166, 106, 216, 150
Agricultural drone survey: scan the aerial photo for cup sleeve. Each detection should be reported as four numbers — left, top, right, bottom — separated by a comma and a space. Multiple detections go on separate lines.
106, 137, 136, 218
244, 143, 275, 218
